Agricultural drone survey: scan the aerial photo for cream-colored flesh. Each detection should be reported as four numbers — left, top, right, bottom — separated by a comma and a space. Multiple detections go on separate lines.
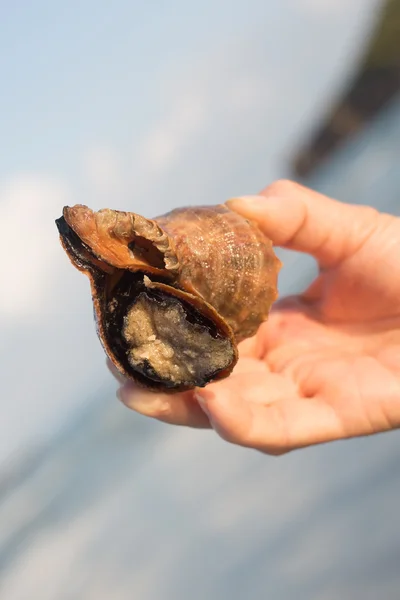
122, 293, 233, 386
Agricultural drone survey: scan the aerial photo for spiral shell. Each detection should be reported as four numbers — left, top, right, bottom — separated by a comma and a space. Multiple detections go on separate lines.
56, 203, 281, 392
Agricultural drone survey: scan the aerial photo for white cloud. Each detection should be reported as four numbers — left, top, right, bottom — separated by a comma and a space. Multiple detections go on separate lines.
125, 0, 379, 209
138, 90, 209, 174
0, 174, 73, 319
82, 145, 124, 198
126, 47, 275, 207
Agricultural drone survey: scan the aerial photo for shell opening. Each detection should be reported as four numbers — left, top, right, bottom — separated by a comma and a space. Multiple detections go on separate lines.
104, 271, 235, 390
122, 292, 234, 388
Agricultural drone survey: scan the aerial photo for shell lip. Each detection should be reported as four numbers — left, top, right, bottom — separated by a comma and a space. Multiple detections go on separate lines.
58, 206, 177, 280
56, 215, 114, 276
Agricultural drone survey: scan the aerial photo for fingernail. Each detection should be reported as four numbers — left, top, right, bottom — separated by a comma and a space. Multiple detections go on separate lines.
226, 195, 266, 210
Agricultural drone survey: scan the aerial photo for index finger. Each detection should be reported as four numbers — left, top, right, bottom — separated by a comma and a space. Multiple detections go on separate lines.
227, 179, 379, 268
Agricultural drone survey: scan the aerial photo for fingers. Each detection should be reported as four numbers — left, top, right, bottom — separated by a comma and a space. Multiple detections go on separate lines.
195, 384, 343, 454
109, 355, 344, 453
194, 374, 298, 454
118, 385, 211, 428
107, 356, 210, 427
108, 327, 270, 426
115, 359, 269, 428
226, 179, 379, 268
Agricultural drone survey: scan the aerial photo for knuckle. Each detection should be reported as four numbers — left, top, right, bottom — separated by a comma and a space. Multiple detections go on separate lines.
147, 399, 173, 420
121, 391, 173, 421
262, 179, 298, 198
213, 425, 239, 444
356, 204, 380, 229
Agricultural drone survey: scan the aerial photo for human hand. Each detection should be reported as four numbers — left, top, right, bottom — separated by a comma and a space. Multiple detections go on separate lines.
112, 180, 400, 454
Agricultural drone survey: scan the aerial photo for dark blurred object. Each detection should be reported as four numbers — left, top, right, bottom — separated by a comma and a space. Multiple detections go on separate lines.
293, 0, 400, 178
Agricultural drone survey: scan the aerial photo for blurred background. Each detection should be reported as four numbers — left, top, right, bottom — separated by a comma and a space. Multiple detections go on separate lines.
1, 1, 400, 598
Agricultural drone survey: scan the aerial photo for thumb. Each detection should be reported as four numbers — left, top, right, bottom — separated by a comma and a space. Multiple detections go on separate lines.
226, 180, 379, 268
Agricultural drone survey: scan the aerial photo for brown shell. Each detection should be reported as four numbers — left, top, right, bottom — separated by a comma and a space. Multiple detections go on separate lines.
156, 205, 280, 342
55, 203, 281, 392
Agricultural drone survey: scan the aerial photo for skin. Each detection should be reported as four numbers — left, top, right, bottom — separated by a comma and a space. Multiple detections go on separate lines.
110, 180, 400, 455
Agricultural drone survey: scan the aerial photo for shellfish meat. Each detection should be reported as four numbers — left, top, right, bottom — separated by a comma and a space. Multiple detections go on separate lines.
56, 203, 281, 392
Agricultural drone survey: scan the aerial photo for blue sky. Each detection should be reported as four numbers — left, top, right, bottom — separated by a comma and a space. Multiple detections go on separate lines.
0, 0, 380, 463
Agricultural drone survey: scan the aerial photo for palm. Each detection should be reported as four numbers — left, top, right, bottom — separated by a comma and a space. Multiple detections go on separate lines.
225, 203, 400, 452
235, 296, 400, 452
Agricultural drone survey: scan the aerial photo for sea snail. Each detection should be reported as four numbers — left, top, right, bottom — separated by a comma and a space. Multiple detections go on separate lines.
56, 203, 281, 392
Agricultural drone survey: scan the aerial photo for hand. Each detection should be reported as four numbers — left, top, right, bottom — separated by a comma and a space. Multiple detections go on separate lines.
112, 180, 400, 454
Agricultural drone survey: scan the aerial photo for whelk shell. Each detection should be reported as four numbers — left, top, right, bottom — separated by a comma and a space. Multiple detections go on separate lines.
55, 204, 281, 392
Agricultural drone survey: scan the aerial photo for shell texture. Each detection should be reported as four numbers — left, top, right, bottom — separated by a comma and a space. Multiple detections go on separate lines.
55, 203, 281, 392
